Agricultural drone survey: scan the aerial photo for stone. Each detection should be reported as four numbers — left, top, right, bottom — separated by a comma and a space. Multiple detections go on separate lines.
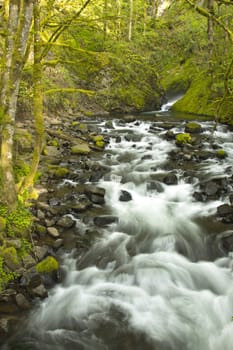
20, 270, 42, 289
71, 143, 90, 155
124, 115, 136, 123
84, 185, 105, 204
119, 190, 132, 202
217, 204, 233, 217
203, 181, 220, 196
6, 239, 21, 250
229, 193, 233, 206
37, 209, 45, 220
15, 293, 31, 310
94, 216, 119, 227
217, 230, 233, 254
57, 215, 75, 228
185, 122, 202, 134
47, 227, 60, 238
163, 173, 178, 185
22, 254, 37, 269
34, 245, 49, 261
53, 239, 64, 249
147, 181, 164, 192
31, 284, 48, 298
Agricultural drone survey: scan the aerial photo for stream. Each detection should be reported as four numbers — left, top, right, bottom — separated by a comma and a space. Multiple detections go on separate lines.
2, 107, 233, 350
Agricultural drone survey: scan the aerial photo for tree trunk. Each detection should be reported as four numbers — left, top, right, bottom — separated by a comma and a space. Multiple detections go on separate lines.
128, 0, 133, 41
19, 0, 44, 195
207, 0, 214, 60
0, 0, 34, 209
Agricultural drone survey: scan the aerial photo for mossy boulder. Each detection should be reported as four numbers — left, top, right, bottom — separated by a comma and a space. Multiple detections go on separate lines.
216, 149, 227, 159
185, 122, 202, 134
71, 143, 90, 155
175, 133, 192, 146
90, 135, 105, 148
36, 256, 59, 274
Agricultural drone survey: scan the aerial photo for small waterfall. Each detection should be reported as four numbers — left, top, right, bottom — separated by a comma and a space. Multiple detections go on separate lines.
160, 95, 183, 112
3, 119, 233, 350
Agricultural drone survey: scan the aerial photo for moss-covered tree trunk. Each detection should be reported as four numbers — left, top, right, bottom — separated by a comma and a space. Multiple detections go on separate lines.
128, 0, 133, 41
19, 0, 44, 195
0, 0, 34, 209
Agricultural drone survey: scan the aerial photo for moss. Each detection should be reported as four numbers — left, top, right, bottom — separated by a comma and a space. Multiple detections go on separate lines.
175, 133, 192, 146
96, 141, 105, 148
54, 167, 69, 178
14, 161, 30, 183
48, 139, 59, 147
185, 122, 202, 133
72, 121, 79, 127
0, 257, 17, 292
0, 247, 19, 265
36, 256, 59, 273
216, 149, 227, 159
0, 204, 33, 237
0, 217, 7, 232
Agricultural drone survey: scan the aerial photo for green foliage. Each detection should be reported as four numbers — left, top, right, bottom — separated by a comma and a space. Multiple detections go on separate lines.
0, 257, 17, 292
36, 256, 59, 273
175, 133, 192, 146
14, 161, 30, 183
18, 238, 32, 258
0, 204, 33, 237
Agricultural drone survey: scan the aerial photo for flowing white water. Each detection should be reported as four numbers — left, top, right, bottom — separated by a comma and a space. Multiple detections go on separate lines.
4, 119, 233, 350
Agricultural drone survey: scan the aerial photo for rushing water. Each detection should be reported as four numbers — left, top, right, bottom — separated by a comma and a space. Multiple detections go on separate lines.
3, 116, 233, 350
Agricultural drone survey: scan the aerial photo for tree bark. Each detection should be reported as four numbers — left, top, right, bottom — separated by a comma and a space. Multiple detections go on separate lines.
0, 0, 34, 209
128, 0, 133, 41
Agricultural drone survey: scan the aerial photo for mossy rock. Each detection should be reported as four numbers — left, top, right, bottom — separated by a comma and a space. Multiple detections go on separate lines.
185, 122, 202, 134
48, 139, 59, 147
90, 135, 105, 148
175, 133, 192, 146
54, 167, 69, 178
96, 141, 105, 148
0, 247, 21, 271
216, 149, 227, 159
71, 143, 90, 155
36, 256, 59, 273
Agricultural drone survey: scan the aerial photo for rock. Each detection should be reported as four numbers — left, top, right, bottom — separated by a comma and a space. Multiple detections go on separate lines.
15, 293, 31, 310
175, 133, 192, 146
35, 224, 47, 236
203, 181, 220, 196
71, 143, 90, 155
34, 245, 49, 261
229, 193, 233, 206
119, 190, 132, 202
147, 181, 163, 192
22, 254, 37, 269
198, 151, 213, 160
105, 120, 114, 129
57, 215, 75, 228
216, 230, 233, 254
70, 195, 92, 212
94, 216, 119, 227
20, 270, 42, 289
47, 227, 60, 238
44, 146, 60, 157
163, 173, 178, 185
6, 239, 21, 250
165, 130, 175, 140
31, 284, 48, 298
53, 239, 64, 250
115, 136, 121, 143
0, 301, 18, 314
216, 149, 227, 159
84, 185, 105, 204
124, 115, 136, 123
217, 204, 233, 217
37, 209, 45, 220
185, 122, 202, 134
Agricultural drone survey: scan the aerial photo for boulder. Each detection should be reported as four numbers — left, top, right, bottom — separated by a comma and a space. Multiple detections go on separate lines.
71, 143, 90, 155
119, 190, 132, 202
57, 215, 76, 229
185, 122, 202, 134
163, 173, 178, 185
94, 216, 119, 227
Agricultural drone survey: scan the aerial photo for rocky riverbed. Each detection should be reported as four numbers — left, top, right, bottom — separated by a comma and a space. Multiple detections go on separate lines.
1, 112, 233, 345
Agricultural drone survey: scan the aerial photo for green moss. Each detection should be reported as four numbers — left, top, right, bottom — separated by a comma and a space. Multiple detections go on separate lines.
36, 256, 59, 273
0, 257, 17, 292
54, 167, 69, 178
216, 149, 227, 159
0, 217, 7, 232
96, 141, 105, 148
175, 133, 192, 146
17, 238, 32, 258
14, 161, 30, 183
48, 139, 59, 147
0, 247, 18, 265
72, 121, 79, 127
0, 204, 33, 237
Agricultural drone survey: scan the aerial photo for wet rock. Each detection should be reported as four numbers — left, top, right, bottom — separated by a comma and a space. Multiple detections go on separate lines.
37, 209, 45, 220
193, 192, 206, 202
0, 301, 18, 314
34, 245, 49, 261
115, 136, 121, 143
105, 120, 114, 129
198, 151, 213, 161
147, 181, 164, 192
94, 216, 119, 227
119, 190, 132, 202
124, 115, 136, 123
53, 239, 64, 250
70, 195, 92, 212
84, 185, 105, 204
15, 293, 31, 310
22, 254, 37, 269
89, 170, 104, 182
31, 284, 48, 298
217, 204, 233, 217
6, 239, 21, 250
216, 230, 233, 254
57, 215, 75, 229
229, 193, 233, 206
20, 270, 42, 290
185, 122, 202, 134
71, 143, 90, 155
203, 181, 220, 196
163, 173, 178, 185
47, 227, 60, 238
165, 130, 175, 140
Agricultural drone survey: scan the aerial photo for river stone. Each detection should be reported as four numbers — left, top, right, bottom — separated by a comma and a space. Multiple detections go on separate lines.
119, 190, 132, 202
6, 239, 22, 250
217, 204, 233, 217
217, 230, 233, 253
71, 143, 90, 155
22, 254, 37, 269
47, 227, 60, 238
147, 181, 164, 192
185, 122, 202, 134
163, 173, 178, 185
94, 216, 119, 227
57, 215, 75, 228
31, 284, 48, 298
124, 115, 136, 123
34, 245, 49, 261
20, 270, 42, 289
203, 181, 220, 196
15, 293, 31, 310
84, 185, 105, 204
